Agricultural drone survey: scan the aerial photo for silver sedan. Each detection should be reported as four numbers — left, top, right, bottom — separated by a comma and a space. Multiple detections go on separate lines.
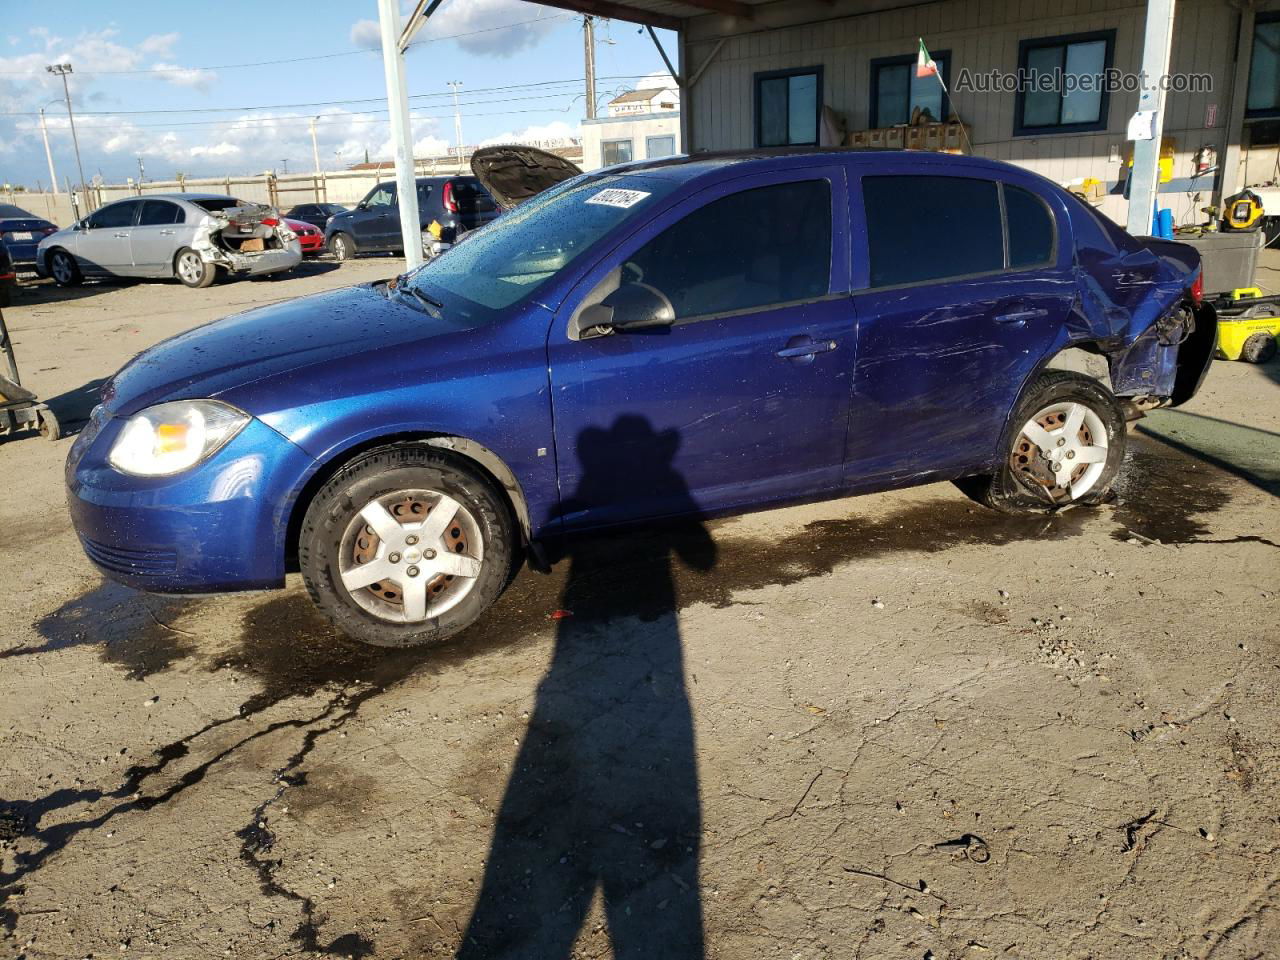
36, 193, 301, 289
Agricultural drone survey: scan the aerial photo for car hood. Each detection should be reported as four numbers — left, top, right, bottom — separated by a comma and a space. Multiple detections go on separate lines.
470, 144, 582, 210
102, 283, 463, 417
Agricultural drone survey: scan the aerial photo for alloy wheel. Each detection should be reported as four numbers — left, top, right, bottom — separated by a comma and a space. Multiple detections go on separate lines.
337, 489, 484, 623
1010, 401, 1109, 503
177, 251, 204, 285
51, 253, 73, 284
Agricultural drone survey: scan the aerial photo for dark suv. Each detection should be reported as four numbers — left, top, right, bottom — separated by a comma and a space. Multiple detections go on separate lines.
324, 176, 497, 260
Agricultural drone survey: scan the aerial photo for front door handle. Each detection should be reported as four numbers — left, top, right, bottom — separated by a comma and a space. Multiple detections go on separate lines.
995, 308, 1048, 324
112, 232, 129, 238
159, 229, 175, 236
776, 336, 838, 361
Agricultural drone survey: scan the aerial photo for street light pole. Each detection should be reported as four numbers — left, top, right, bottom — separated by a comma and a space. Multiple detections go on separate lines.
46, 64, 89, 212
38, 106, 59, 199
448, 81, 465, 170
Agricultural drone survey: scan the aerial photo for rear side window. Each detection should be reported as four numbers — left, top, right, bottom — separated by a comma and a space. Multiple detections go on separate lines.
628, 180, 832, 320
138, 200, 184, 226
1005, 185, 1054, 267
863, 176, 1003, 287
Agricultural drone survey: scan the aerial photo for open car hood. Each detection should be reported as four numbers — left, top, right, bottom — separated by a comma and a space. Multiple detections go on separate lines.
470, 145, 582, 210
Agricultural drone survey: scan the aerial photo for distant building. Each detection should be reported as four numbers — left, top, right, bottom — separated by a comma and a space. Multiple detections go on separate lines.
582, 87, 682, 171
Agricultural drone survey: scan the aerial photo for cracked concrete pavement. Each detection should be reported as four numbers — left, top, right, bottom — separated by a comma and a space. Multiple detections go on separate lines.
1, 258, 1278, 959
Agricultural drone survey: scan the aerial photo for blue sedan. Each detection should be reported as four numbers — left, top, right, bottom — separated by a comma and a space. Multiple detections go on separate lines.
65, 148, 1216, 647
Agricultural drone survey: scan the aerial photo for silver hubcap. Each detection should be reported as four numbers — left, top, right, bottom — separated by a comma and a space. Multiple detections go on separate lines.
52, 255, 71, 282
177, 252, 203, 284
1012, 401, 1109, 502
338, 489, 484, 623
334, 237, 348, 258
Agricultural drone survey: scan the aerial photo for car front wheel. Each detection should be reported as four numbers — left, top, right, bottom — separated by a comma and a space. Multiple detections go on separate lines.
958, 371, 1126, 513
329, 232, 355, 261
299, 445, 514, 647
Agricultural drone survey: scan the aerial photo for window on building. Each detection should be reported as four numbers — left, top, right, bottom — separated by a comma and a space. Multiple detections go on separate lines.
646, 135, 676, 159
1247, 14, 1280, 117
1015, 31, 1114, 135
602, 139, 634, 165
625, 180, 832, 320
755, 67, 822, 147
870, 52, 949, 127
863, 176, 1004, 287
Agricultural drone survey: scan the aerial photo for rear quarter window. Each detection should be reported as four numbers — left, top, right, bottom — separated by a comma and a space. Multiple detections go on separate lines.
1005, 185, 1056, 267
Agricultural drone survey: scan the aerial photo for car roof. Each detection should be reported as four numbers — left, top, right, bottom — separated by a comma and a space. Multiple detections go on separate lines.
603, 147, 1048, 187
0, 204, 38, 218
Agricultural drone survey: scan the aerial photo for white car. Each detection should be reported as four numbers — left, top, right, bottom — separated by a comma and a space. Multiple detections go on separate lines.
36, 193, 301, 289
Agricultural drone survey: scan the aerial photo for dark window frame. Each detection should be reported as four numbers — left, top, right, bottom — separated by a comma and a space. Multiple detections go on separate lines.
602, 138, 634, 165
869, 50, 951, 128
1247, 12, 1280, 119
860, 174, 1059, 291
86, 199, 142, 230
754, 65, 825, 147
1013, 29, 1115, 137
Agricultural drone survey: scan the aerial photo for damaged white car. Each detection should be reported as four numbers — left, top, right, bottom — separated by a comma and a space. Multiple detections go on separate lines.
36, 193, 301, 289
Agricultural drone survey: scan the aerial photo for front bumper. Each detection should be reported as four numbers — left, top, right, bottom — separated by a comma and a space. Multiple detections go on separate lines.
66, 407, 318, 592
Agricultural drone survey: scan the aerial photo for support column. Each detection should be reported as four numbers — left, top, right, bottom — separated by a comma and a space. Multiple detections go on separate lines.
1218, 6, 1256, 203
1125, 0, 1177, 236
378, 0, 424, 270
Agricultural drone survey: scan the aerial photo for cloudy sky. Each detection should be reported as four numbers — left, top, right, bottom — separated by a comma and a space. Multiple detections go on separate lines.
0, 0, 677, 188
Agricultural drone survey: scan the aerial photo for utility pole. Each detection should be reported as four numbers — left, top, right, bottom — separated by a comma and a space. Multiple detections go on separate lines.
38, 105, 59, 198
583, 16, 598, 120
46, 63, 89, 213
1125, 0, 1177, 236
448, 81, 465, 166
377, 0, 424, 270
310, 116, 323, 202
137, 155, 145, 189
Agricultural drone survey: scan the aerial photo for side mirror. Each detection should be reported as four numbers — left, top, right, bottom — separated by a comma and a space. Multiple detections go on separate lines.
581, 282, 675, 335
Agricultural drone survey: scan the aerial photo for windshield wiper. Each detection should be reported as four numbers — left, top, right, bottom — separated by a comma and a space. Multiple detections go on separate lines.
399, 284, 444, 318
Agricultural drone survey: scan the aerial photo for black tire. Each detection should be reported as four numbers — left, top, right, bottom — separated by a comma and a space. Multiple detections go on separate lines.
48, 249, 82, 288
174, 247, 215, 288
329, 232, 355, 262
956, 370, 1127, 514
298, 445, 514, 648
1240, 332, 1277, 364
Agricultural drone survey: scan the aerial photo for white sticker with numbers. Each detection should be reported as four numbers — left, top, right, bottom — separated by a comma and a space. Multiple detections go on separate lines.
585, 188, 651, 209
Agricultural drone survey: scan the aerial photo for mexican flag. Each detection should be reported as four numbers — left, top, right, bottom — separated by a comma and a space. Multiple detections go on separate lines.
916, 38, 938, 78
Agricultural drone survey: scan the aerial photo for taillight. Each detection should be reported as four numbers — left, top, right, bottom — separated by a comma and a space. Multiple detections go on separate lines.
261, 217, 279, 227
442, 181, 458, 214
1191, 272, 1203, 305
42, 226, 57, 235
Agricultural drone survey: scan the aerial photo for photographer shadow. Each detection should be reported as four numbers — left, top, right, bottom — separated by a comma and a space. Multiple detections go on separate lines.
457, 415, 714, 960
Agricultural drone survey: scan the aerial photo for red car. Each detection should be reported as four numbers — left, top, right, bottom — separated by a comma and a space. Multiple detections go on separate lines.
285, 218, 324, 256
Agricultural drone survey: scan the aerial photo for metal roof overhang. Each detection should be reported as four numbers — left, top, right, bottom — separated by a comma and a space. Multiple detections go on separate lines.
522, 0, 770, 30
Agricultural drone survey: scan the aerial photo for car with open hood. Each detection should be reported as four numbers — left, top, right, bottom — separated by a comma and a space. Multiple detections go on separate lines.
65, 148, 1215, 647
36, 194, 301, 289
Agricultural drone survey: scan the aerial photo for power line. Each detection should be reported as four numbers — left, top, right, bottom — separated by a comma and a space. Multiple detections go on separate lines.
0, 74, 657, 118
0, 13, 578, 76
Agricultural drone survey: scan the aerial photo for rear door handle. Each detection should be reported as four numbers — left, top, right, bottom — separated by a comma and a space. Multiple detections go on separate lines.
159, 229, 175, 236
112, 232, 129, 238
995, 308, 1048, 324
776, 337, 838, 360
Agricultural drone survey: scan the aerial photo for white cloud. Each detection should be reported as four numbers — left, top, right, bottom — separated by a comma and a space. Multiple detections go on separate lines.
151, 62, 216, 90
139, 32, 179, 56
350, 18, 381, 51
422, 0, 560, 56
480, 119, 582, 147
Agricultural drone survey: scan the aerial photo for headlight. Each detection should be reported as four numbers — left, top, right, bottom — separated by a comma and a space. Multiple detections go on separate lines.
108, 400, 249, 476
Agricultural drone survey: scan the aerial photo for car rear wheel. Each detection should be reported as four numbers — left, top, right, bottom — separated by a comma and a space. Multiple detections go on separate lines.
174, 248, 215, 288
957, 371, 1126, 513
330, 232, 355, 261
298, 445, 514, 648
48, 249, 82, 288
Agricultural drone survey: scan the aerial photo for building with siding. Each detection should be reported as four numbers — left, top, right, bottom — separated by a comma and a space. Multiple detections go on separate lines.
533, 0, 1280, 228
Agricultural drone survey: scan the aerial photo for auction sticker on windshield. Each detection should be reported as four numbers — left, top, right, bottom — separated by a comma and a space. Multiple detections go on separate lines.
585, 188, 651, 209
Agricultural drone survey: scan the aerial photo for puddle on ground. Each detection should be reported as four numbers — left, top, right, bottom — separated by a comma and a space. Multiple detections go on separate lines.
1111, 434, 1232, 544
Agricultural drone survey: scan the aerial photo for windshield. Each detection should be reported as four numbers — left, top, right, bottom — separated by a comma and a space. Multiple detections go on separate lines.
408, 174, 676, 312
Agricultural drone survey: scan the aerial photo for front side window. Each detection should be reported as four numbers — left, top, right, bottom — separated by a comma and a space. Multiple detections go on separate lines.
871, 52, 948, 127
602, 140, 633, 165
87, 201, 139, 230
1015, 31, 1114, 134
756, 67, 822, 147
365, 185, 395, 208
1248, 14, 1280, 117
624, 180, 832, 320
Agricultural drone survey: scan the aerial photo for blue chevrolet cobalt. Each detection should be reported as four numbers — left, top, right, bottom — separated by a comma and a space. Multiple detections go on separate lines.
66, 147, 1215, 647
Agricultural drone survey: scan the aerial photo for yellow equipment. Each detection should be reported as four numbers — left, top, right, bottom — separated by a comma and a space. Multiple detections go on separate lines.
1222, 189, 1264, 231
